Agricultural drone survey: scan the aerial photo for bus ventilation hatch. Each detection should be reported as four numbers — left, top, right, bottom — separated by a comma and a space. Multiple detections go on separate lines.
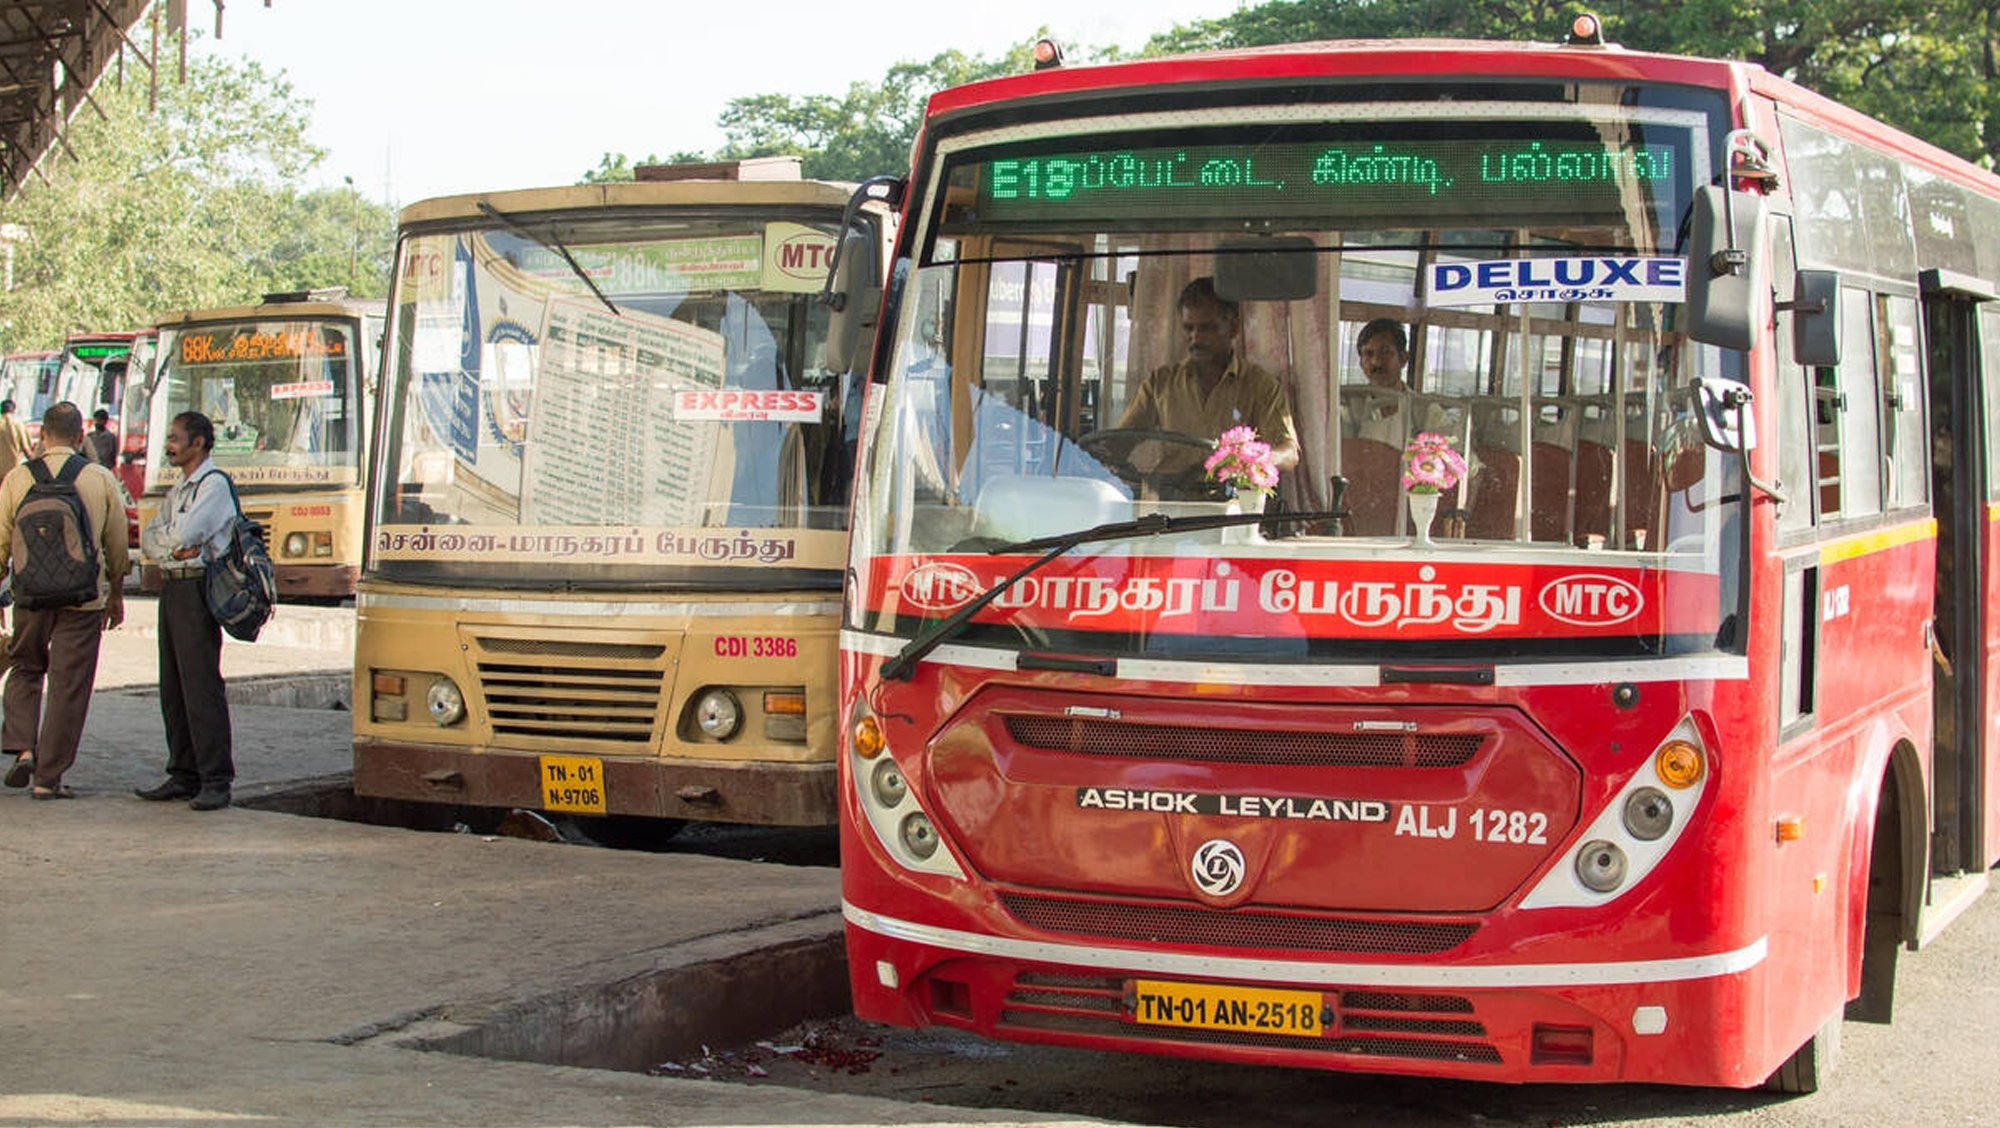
999, 891, 1478, 953
472, 636, 668, 745
996, 973, 1500, 1063
1003, 716, 1481, 767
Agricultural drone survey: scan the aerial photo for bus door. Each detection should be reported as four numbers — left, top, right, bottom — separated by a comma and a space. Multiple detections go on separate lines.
1921, 268, 1999, 872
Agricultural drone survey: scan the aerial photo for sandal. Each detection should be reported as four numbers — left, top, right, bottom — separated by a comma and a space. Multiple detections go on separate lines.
3, 755, 30, 789
30, 785, 75, 800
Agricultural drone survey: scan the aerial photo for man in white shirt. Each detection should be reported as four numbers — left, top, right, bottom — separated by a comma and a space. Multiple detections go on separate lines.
135, 411, 237, 811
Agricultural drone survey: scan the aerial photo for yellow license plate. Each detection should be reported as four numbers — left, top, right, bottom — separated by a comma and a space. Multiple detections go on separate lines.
538, 755, 606, 814
1128, 979, 1326, 1037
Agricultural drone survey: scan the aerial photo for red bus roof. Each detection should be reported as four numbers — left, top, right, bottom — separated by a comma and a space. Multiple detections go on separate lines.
925, 39, 1747, 119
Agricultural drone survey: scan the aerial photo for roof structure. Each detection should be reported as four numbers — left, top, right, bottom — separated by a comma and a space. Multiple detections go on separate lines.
0, 0, 221, 205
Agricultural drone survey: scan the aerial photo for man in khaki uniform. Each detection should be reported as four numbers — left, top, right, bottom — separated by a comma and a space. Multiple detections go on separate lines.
0, 402, 129, 799
0, 398, 34, 478
1116, 276, 1300, 482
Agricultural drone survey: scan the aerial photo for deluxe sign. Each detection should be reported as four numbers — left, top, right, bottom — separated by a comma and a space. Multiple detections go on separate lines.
1426, 256, 1686, 307
672, 388, 824, 423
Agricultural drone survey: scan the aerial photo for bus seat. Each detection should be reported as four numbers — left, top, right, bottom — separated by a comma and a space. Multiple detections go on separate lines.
1465, 445, 1519, 539
1340, 438, 1403, 535
1530, 441, 1573, 543
1573, 439, 1615, 545
970, 474, 1132, 544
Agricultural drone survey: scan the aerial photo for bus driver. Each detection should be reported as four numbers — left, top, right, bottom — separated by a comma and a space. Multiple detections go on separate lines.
1115, 276, 1299, 485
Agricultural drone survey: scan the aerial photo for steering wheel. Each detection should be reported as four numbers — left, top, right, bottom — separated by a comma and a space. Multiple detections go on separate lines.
1078, 428, 1219, 496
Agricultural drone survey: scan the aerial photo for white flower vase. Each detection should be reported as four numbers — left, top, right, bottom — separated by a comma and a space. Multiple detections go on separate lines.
1407, 490, 1438, 547
1223, 490, 1266, 546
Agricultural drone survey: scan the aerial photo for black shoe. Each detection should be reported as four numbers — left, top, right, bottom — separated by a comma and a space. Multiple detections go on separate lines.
188, 787, 231, 811
135, 780, 198, 801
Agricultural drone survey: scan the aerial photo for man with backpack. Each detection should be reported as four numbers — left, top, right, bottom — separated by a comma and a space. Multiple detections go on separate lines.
0, 402, 129, 800
134, 411, 237, 811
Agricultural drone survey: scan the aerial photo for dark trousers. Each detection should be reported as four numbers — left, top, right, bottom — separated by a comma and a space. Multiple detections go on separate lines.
4, 604, 105, 789
159, 577, 232, 788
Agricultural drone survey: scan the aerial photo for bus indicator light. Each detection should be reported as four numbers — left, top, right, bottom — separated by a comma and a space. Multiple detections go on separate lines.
1655, 741, 1704, 788
852, 714, 885, 759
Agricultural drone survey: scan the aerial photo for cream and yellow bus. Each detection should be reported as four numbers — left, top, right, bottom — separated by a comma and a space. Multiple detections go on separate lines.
139, 290, 383, 598
353, 160, 894, 836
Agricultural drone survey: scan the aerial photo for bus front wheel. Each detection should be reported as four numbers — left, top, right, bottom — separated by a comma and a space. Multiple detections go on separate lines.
1764, 1012, 1841, 1094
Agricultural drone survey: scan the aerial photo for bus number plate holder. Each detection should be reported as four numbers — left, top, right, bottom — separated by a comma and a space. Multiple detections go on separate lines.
539, 754, 607, 814
1126, 979, 1329, 1037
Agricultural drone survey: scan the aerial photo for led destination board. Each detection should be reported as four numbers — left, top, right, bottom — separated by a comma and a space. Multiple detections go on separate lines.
177, 323, 348, 365
970, 131, 1689, 227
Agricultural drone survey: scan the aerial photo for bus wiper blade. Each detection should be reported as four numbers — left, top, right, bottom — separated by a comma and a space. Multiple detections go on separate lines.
879, 507, 1343, 682
475, 202, 620, 317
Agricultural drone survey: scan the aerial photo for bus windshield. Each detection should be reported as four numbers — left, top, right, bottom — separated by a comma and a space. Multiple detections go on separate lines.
372, 210, 855, 590
854, 88, 1748, 662
148, 318, 362, 492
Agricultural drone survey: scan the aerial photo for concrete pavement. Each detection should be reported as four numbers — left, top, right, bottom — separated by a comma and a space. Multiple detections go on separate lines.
0, 597, 1099, 1127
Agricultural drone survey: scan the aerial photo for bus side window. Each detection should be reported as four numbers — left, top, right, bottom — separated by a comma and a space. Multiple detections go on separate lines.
1771, 220, 1815, 535
1879, 294, 1927, 510
1816, 287, 1883, 521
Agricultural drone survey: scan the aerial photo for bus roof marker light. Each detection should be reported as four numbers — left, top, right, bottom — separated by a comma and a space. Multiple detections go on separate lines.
1564, 12, 1606, 46
1033, 38, 1064, 70
1655, 741, 1705, 789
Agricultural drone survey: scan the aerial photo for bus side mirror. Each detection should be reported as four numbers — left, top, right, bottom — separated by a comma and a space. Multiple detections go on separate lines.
822, 227, 881, 375
1789, 269, 1842, 367
1215, 237, 1317, 302
1684, 184, 1768, 352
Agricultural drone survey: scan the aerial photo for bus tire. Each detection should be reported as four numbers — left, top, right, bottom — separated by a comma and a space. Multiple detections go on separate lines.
1764, 1013, 1841, 1094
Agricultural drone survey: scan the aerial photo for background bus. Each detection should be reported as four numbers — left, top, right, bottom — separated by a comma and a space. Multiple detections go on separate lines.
352, 159, 894, 839
139, 290, 382, 599
0, 349, 58, 427
832, 26, 1999, 1092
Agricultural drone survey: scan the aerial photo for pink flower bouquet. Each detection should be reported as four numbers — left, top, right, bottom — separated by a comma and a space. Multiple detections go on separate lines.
1206, 425, 1280, 496
1401, 432, 1467, 494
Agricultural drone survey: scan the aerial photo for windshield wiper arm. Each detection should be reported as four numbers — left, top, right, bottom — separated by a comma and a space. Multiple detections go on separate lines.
878, 507, 1344, 682
476, 202, 620, 317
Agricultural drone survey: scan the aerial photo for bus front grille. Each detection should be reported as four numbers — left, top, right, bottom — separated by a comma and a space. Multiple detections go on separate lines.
996, 973, 1500, 1063
999, 891, 1478, 954
1003, 716, 1481, 767
472, 637, 666, 745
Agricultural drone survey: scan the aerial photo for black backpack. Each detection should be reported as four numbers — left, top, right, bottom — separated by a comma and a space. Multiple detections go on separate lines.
197, 471, 275, 642
11, 454, 99, 609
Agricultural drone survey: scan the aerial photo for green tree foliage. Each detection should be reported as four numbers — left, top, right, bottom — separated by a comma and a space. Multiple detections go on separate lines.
705, 36, 1053, 182
1142, 0, 1999, 167
0, 44, 397, 353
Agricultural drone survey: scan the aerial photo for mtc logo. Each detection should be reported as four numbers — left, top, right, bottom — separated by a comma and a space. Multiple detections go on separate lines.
1538, 574, 1643, 626
899, 562, 980, 612
774, 233, 837, 282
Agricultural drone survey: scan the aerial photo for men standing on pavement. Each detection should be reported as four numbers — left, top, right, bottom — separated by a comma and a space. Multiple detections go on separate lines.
86, 409, 118, 469
0, 402, 129, 800
135, 411, 235, 811
0, 398, 34, 478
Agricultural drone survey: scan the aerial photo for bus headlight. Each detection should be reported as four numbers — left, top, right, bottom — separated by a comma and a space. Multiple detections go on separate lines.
694, 689, 742, 739
1575, 840, 1627, 892
871, 758, 909, 807
900, 812, 941, 859
1623, 788, 1674, 840
425, 678, 465, 726
283, 531, 308, 557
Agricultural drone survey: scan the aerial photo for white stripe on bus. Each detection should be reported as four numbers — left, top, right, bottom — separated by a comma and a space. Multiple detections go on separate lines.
840, 630, 1748, 687
844, 902, 1767, 989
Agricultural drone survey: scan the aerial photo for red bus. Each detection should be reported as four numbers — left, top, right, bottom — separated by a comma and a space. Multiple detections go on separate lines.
56, 329, 154, 499
831, 20, 2000, 1091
